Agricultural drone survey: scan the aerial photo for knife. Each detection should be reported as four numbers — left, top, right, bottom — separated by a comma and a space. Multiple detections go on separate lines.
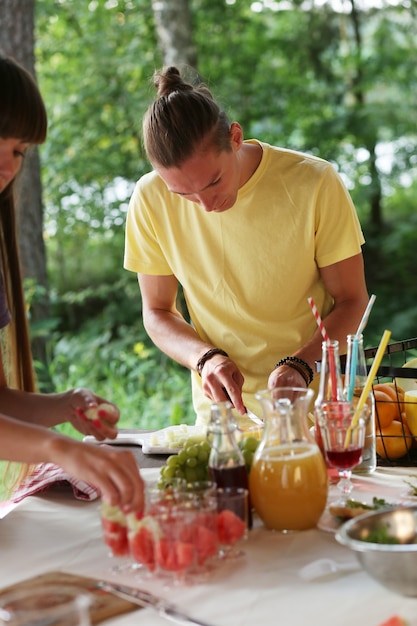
98, 581, 216, 626
221, 387, 263, 427
245, 407, 263, 426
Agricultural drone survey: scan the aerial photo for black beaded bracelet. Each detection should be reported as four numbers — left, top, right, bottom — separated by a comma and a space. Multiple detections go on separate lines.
274, 356, 314, 386
196, 348, 229, 377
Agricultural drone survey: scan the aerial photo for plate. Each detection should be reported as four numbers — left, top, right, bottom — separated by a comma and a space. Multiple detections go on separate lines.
83, 425, 205, 455
140, 425, 205, 454
317, 497, 415, 534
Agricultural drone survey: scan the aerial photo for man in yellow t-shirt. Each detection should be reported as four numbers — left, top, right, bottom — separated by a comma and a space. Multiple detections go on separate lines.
124, 67, 369, 427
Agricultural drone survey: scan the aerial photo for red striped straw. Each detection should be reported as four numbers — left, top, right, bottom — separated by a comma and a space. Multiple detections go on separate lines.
307, 297, 329, 342
308, 297, 337, 400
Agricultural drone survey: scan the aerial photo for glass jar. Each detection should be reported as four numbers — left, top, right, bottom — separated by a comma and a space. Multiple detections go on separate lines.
250, 387, 328, 532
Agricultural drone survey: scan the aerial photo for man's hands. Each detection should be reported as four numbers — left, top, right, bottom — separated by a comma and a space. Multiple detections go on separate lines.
267, 363, 308, 390
200, 353, 246, 414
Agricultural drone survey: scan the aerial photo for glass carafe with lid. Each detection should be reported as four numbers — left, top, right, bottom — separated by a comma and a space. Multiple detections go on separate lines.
250, 387, 328, 532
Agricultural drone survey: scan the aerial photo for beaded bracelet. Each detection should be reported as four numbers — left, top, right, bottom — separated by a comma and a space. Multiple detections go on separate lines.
196, 348, 229, 377
274, 356, 314, 386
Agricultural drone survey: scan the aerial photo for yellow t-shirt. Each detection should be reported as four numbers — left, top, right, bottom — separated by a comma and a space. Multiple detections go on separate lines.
124, 141, 365, 426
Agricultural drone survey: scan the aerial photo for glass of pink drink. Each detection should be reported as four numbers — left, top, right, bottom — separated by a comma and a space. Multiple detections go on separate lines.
317, 401, 366, 505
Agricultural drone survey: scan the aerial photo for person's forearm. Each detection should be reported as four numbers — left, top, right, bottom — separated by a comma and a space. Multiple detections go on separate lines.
0, 414, 69, 464
143, 307, 215, 372
0, 414, 145, 512
0, 387, 73, 427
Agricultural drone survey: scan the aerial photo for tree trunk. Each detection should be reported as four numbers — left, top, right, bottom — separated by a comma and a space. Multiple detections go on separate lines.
349, 0, 384, 230
151, 0, 198, 68
0, 0, 51, 372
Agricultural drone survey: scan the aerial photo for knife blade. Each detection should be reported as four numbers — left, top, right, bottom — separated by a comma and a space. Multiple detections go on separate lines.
221, 386, 263, 427
245, 407, 263, 426
98, 581, 216, 626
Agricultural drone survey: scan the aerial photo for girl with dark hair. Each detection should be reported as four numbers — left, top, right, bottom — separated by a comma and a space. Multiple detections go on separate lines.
0, 54, 144, 513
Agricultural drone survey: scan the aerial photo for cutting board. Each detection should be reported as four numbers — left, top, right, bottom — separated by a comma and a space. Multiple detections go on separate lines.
0, 571, 140, 623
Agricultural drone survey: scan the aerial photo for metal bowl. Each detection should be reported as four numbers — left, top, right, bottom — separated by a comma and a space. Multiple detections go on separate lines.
335, 506, 417, 596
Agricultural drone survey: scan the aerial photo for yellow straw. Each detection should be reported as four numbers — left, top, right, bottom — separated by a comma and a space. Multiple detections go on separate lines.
344, 329, 391, 447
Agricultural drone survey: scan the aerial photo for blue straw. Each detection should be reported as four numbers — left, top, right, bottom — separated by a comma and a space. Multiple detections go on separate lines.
347, 295, 377, 402
347, 337, 359, 402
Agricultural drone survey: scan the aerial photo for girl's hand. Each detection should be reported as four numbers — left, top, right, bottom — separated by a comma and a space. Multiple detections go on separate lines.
48, 437, 145, 513
65, 388, 120, 441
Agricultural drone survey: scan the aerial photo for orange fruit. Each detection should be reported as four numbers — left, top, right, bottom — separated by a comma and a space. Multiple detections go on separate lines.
373, 388, 399, 428
376, 420, 412, 460
373, 382, 396, 400
373, 382, 404, 413
385, 381, 405, 395
400, 411, 409, 428
383, 382, 405, 412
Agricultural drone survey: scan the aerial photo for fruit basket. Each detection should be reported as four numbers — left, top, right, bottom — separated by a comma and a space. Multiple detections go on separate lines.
343, 337, 417, 467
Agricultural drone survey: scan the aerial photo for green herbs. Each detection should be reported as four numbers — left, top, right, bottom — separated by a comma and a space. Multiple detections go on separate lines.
346, 497, 389, 511
363, 525, 401, 544
403, 477, 417, 496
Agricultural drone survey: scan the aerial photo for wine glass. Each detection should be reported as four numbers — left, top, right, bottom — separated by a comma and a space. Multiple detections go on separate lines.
317, 402, 366, 505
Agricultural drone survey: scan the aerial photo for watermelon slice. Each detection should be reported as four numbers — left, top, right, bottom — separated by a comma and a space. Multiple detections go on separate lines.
175, 540, 195, 568
127, 514, 159, 571
217, 509, 246, 545
100, 503, 129, 557
378, 617, 407, 626
195, 525, 218, 564
129, 525, 156, 570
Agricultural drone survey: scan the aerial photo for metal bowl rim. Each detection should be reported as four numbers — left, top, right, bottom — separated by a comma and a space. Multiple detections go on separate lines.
335, 505, 417, 552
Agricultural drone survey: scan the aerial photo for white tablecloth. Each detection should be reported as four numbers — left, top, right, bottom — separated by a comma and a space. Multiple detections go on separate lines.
1, 467, 417, 626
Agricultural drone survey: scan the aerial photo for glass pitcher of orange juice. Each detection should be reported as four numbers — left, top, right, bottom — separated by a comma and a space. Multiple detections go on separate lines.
249, 387, 328, 532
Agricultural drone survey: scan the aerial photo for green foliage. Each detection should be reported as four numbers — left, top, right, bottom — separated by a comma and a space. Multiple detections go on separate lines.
36, 277, 195, 430
363, 210, 417, 345
35, 0, 157, 300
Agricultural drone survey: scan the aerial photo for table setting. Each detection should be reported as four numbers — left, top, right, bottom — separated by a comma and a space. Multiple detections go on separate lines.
1, 465, 417, 626
2, 302, 417, 626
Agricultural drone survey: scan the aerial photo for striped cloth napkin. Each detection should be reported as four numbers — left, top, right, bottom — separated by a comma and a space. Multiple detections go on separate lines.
11, 463, 100, 503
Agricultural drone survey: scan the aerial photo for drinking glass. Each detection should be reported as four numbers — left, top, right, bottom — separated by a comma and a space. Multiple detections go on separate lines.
123, 482, 182, 577
101, 479, 187, 577
317, 402, 366, 505
216, 487, 249, 559
0, 586, 91, 626
100, 502, 146, 576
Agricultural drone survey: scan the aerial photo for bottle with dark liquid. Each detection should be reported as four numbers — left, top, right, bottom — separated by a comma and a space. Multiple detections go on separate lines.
207, 401, 252, 528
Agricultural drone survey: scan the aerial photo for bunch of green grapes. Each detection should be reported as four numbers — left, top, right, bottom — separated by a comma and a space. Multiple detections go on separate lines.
159, 434, 260, 488
159, 438, 211, 487
238, 435, 260, 472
